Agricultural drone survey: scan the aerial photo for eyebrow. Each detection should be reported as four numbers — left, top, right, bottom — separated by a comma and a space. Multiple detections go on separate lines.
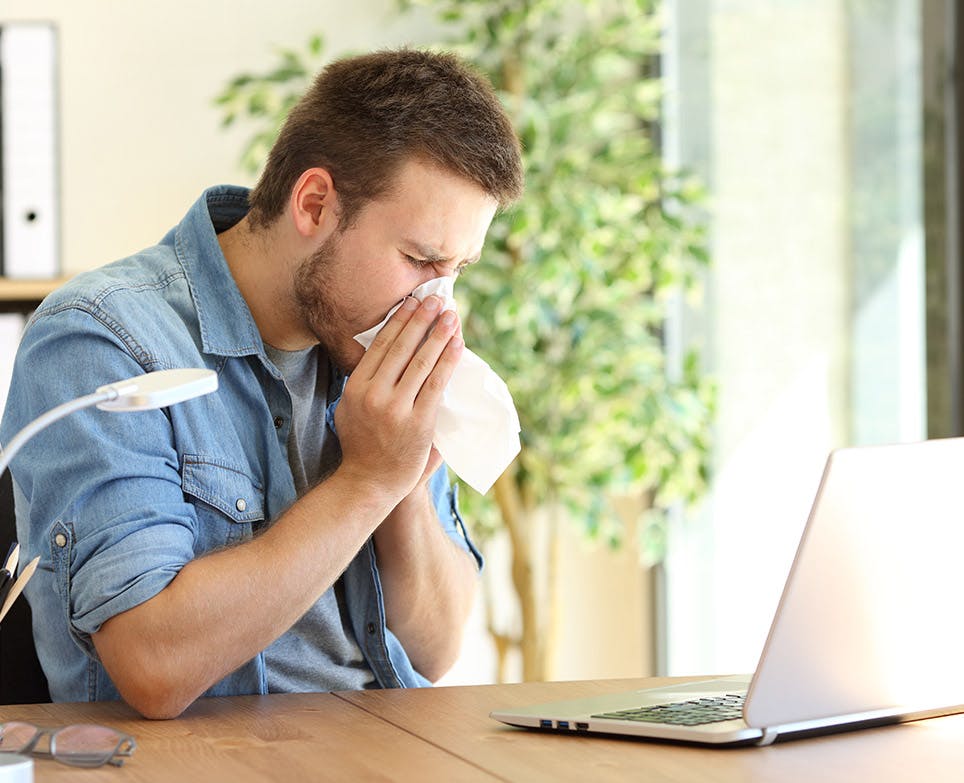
402, 239, 481, 268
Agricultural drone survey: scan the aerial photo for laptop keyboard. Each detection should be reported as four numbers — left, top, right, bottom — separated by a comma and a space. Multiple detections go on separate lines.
591, 693, 746, 726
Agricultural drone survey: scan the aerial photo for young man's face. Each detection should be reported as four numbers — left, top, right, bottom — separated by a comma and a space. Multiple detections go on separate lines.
294, 157, 498, 371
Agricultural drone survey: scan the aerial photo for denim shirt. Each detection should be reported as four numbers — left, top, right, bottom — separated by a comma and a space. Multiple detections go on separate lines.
0, 186, 482, 703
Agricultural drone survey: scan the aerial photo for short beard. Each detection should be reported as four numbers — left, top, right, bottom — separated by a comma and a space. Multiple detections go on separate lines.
293, 232, 358, 372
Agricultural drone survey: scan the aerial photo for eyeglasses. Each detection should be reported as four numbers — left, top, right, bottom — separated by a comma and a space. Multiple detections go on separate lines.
0, 722, 136, 768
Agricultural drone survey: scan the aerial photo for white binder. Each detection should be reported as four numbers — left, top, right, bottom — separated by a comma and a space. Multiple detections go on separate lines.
0, 22, 59, 279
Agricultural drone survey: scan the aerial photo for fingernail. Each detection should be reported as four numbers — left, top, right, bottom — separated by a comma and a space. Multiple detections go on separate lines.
402, 297, 419, 311
440, 310, 457, 326
423, 296, 441, 312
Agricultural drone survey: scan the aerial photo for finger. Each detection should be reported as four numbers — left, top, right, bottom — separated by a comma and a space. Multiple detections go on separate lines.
411, 331, 464, 417
357, 297, 420, 380
396, 307, 461, 399
371, 296, 451, 386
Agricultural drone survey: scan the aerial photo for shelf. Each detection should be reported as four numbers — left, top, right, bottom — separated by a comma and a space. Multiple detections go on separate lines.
0, 277, 70, 314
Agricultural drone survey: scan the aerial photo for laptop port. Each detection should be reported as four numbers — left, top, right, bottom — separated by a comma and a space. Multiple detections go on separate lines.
557, 721, 570, 729
539, 719, 552, 729
575, 722, 589, 731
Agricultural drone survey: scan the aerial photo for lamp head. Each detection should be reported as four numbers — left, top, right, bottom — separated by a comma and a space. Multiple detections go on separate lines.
96, 368, 218, 411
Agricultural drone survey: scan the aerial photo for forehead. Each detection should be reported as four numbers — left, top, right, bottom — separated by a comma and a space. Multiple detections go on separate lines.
354, 158, 498, 252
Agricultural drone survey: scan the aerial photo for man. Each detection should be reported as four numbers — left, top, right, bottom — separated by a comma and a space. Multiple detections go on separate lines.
0, 49, 523, 719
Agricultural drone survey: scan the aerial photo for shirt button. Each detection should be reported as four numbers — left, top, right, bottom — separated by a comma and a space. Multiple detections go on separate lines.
235, 498, 247, 512
367, 622, 376, 635
273, 416, 285, 429
54, 533, 67, 547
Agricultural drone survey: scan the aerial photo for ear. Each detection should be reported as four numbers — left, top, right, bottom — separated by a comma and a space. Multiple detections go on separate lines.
289, 168, 338, 239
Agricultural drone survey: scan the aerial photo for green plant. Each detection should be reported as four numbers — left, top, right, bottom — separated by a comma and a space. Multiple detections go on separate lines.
215, 34, 328, 175
215, 0, 714, 682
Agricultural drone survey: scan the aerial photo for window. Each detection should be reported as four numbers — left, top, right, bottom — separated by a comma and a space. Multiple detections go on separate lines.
662, 0, 944, 674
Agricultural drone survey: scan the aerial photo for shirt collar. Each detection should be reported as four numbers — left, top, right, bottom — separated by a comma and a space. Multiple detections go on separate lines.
174, 186, 266, 358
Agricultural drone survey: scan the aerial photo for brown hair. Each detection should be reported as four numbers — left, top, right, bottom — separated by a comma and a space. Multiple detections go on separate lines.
247, 48, 524, 229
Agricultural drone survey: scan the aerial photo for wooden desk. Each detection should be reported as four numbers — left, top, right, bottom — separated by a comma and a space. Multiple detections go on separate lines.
4, 677, 964, 782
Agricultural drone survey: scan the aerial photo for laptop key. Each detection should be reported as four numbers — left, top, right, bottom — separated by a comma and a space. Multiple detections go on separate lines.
592, 694, 746, 726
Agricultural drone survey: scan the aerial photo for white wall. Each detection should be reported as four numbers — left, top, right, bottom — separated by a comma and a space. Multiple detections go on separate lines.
1, 0, 438, 274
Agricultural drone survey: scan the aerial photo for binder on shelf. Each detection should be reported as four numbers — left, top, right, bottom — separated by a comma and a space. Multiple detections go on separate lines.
0, 22, 60, 279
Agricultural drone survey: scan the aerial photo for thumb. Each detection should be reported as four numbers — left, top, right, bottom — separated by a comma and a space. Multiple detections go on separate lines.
419, 446, 444, 486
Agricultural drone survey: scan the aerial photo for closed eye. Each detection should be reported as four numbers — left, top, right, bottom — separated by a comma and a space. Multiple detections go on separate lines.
404, 253, 431, 268
403, 253, 471, 276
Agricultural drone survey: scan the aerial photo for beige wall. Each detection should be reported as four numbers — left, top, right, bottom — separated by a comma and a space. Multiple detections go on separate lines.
1, 0, 437, 274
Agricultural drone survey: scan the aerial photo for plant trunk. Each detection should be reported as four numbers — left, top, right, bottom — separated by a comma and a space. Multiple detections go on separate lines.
491, 468, 560, 682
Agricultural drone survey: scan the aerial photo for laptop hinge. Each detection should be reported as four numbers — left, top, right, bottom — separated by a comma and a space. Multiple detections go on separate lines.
756, 728, 779, 746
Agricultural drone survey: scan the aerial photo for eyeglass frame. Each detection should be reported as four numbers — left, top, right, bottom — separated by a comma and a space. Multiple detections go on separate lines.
0, 721, 136, 768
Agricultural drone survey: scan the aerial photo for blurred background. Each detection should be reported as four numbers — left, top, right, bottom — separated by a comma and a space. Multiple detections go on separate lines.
0, 0, 957, 687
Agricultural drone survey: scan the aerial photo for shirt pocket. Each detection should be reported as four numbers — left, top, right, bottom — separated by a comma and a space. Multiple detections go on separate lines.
180, 455, 266, 546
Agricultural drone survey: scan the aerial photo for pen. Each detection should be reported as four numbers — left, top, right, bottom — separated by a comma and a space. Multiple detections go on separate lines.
0, 545, 19, 606
0, 556, 40, 625
0, 570, 13, 609
3, 541, 18, 572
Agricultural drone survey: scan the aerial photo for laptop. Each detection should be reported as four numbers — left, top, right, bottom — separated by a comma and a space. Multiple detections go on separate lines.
491, 437, 964, 746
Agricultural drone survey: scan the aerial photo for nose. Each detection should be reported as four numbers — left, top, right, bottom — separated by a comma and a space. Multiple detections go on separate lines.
419, 266, 457, 286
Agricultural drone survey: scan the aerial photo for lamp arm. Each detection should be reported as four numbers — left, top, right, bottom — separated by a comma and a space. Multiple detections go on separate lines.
0, 390, 114, 479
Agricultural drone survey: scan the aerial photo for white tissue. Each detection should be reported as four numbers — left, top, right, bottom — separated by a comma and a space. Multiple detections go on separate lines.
353, 277, 521, 494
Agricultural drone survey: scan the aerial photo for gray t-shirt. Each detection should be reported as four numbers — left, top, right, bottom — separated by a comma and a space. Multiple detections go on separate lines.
262, 343, 376, 692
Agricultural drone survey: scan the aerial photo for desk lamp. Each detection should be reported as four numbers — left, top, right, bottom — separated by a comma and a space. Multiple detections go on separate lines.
0, 368, 218, 621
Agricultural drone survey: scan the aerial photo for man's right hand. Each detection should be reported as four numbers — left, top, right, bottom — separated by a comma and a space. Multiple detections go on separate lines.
334, 294, 464, 504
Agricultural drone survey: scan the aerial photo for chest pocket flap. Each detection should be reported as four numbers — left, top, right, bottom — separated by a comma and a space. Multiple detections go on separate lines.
181, 455, 266, 523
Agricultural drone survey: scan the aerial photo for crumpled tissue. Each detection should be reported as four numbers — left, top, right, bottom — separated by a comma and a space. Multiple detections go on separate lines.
353, 277, 521, 495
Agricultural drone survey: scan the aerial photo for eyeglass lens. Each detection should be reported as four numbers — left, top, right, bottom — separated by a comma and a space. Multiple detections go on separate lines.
0, 722, 132, 767
0, 722, 37, 751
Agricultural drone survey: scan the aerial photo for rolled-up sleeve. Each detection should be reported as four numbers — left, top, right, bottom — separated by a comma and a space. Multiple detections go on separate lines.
427, 466, 483, 570
3, 305, 203, 657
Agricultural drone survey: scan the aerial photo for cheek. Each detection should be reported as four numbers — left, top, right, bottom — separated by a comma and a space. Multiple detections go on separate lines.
372, 272, 427, 315
339, 246, 432, 323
